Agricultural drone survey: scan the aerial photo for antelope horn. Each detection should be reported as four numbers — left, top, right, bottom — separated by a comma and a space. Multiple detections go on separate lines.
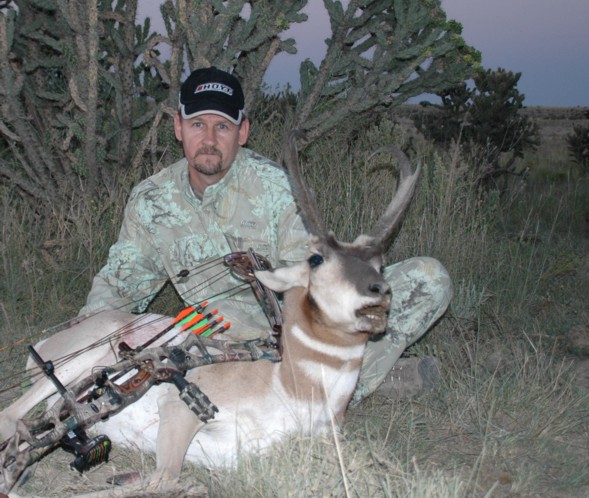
282, 130, 327, 238
366, 145, 421, 249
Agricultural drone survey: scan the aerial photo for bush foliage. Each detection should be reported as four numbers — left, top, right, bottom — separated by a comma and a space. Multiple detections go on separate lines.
567, 124, 589, 172
414, 68, 539, 189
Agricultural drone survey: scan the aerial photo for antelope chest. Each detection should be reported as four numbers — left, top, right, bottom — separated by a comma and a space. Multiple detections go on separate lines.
183, 373, 344, 466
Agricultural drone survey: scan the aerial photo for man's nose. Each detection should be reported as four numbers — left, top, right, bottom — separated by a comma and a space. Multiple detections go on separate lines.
202, 127, 217, 145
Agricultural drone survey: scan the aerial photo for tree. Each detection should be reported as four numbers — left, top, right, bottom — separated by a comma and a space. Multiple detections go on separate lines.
567, 125, 589, 173
0, 0, 479, 212
414, 68, 539, 188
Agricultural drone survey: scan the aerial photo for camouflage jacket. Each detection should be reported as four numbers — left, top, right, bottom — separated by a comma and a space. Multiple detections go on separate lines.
80, 147, 310, 315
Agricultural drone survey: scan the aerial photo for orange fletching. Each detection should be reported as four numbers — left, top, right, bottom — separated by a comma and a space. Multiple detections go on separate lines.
181, 313, 204, 331
173, 306, 195, 324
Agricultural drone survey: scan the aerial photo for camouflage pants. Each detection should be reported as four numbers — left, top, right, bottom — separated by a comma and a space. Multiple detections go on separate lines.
352, 256, 452, 402
208, 256, 452, 401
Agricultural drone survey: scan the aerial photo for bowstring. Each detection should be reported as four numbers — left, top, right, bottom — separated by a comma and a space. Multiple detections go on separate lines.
1, 257, 227, 350
0, 256, 252, 399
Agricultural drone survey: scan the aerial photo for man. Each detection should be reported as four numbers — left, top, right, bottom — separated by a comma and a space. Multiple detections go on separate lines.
81, 66, 452, 401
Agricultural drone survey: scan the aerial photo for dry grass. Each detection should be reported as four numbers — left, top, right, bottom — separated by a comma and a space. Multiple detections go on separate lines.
2, 109, 589, 497
16, 343, 587, 497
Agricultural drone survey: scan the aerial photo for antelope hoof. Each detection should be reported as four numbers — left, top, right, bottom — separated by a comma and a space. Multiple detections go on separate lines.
106, 471, 142, 486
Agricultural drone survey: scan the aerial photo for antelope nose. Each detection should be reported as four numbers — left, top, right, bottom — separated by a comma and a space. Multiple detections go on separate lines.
369, 282, 391, 296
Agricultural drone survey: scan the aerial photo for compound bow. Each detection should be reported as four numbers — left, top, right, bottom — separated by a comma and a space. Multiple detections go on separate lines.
0, 249, 282, 494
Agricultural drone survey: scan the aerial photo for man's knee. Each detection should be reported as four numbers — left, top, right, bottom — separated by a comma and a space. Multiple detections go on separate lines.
385, 256, 452, 308
383, 256, 452, 342
412, 256, 452, 306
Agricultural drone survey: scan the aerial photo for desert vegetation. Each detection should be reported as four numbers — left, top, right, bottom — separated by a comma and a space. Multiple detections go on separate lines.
1, 1, 588, 496
1, 106, 588, 497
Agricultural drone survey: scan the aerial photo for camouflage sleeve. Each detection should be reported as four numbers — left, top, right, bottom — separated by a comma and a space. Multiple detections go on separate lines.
276, 200, 310, 265
242, 149, 310, 266
79, 192, 167, 316
269, 170, 310, 265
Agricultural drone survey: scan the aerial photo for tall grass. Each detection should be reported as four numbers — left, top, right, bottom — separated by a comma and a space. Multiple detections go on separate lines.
0, 187, 128, 329
2, 117, 588, 497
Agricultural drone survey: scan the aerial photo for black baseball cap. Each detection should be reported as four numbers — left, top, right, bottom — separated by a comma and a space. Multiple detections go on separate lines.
179, 67, 245, 125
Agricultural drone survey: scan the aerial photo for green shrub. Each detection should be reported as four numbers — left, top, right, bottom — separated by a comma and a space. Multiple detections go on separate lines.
414, 68, 540, 190
567, 125, 589, 172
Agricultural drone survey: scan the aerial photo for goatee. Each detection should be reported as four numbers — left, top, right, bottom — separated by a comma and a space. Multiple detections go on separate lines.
193, 147, 223, 176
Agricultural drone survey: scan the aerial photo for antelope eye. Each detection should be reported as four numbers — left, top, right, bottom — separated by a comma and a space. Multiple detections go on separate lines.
308, 253, 324, 268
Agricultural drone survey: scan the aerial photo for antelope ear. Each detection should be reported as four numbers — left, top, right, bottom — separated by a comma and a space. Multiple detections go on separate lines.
255, 264, 308, 292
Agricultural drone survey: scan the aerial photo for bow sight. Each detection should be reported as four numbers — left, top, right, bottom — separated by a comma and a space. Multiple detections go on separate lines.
28, 345, 112, 473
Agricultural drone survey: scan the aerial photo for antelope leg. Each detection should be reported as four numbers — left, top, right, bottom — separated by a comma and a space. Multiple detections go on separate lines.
147, 388, 205, 490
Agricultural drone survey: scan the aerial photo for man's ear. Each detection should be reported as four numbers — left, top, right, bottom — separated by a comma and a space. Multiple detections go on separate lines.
173, 112, 183, 141
238, 118, 250, 146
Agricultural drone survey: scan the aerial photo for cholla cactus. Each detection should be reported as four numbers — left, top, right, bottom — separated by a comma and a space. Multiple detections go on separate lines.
290, 1, 480, 144
0, 0, 159, 202
0, 0, 478, 210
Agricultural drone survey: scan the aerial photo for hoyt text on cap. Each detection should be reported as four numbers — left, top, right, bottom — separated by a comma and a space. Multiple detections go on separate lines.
179, 67, 245, 125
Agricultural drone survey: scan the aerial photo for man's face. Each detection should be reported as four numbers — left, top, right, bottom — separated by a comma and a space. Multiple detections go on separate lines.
174, 113, 249, 194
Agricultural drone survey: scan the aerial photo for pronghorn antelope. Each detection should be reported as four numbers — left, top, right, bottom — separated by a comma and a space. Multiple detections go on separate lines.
0, 135, 420, 495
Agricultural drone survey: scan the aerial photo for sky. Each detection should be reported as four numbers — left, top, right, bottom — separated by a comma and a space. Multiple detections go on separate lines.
263, 0, 589, 107
139, 1, 589, 108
